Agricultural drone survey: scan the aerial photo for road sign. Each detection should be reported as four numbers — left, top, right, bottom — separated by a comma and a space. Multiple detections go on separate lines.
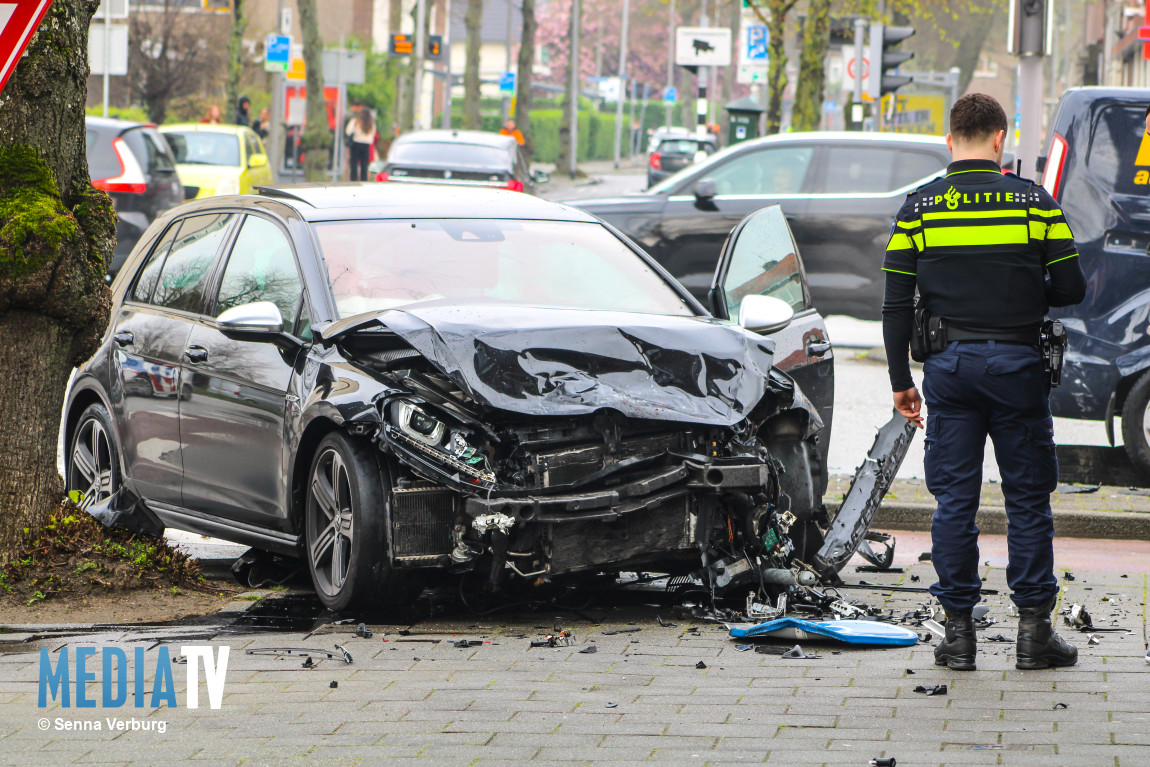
322, 48, 364, 84
675, 27, 732, 67
845, 56, 870, 80
265, 33, 290, 72
0, 0, 56, 96
87, 22, 128, 76
499, 71, 515, 93
745, 25, 768, 62
663, 86, 677, 103
389, 32, 413, 57
736, 65, 768, 85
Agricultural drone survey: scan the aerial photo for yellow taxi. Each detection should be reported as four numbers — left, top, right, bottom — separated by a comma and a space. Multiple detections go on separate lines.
159, 123, 274, 199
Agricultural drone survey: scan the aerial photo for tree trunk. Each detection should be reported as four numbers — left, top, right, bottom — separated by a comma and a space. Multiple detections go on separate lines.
297, 0, 331, 182
462, 0, 484, 129
791, 0, 831, 132
556, 0, 581, 173
225, 0, 247, 125
756, 0, 796, 135
514, 0, 537, 158
0, 0, 115, 562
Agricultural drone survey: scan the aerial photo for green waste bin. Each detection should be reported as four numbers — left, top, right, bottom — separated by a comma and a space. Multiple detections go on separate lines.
725, 97, 765, 144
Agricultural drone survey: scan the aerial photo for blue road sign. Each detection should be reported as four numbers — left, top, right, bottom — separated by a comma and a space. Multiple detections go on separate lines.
663, 87, 677, 103
746, 25, 768, 62
265, 34, 290, 71
499, 72, 516, 93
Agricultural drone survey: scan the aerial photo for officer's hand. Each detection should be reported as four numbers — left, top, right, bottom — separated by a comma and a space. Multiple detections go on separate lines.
893, 387, 923, 429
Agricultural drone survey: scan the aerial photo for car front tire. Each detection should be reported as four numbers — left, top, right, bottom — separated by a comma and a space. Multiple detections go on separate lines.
66, 403, 121, 508
304, 431, 416, 611
1121, 372, 1150, 479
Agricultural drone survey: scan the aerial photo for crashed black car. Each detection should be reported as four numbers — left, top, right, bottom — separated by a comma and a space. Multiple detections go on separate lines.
62, 183, 899, 611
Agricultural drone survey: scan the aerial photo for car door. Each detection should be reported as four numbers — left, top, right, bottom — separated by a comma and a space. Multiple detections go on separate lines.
709, 204, 834, 490
112, 212, 237, 505
795, 143, 947, 320
179, 214, 306, 531
652, 144, 816, 300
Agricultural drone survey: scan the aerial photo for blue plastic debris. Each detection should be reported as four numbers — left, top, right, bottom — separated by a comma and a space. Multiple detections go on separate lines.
729, 618, 918, 647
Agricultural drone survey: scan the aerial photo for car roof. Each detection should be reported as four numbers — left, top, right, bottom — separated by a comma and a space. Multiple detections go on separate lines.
740, 131, 948, 149
242, 183, 598, 223
85, 115, 151, 131
160, 123, 252, 135
392, 129, 517, 149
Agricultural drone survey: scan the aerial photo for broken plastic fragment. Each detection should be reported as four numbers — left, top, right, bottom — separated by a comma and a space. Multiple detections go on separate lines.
601, 627, 641, 635
356, 623, 372, 638
909, 574, 920, 582
301, 656, 315, 669
985, 634, 1012, 643
1064, 604, 1092, 628
781, 645, 819, 659
1063, 572, 1075, 581
656, 615, 676, 628
918, 552, 932, 562
695, 661, 707, 669
735, 644, 753, 652
870, 759, 896, 767
971, 605, 989, 620
1053, 702, 1069, 709
605, 702, 617, 708
1087, 634, 1100, 646
579, 645, 598, 654
329, 681, 338, 689
913, 684, 947, 696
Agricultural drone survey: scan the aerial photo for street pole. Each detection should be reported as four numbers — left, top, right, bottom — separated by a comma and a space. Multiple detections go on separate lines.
612, 0, 630, 169
269, 0, 287, 182
694, 8, 708, 161
332, 39, 345, 182
852, 18, 866, 130
569, 0, 580, 180
414, 0, 427, 130
665, 0, 675, 128
1018, 56, 1042, 178
102, 4, 110, 117
503, 0, 514, 122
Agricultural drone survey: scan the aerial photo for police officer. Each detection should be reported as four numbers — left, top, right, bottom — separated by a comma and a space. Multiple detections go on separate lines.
882, 94, 1086, 671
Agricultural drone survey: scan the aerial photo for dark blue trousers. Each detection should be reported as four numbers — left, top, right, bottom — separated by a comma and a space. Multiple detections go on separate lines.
921, 341, 1059, 611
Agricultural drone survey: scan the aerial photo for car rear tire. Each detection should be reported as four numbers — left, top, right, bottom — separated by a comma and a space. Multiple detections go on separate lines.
66, 403, 121, 508
304, 431, 416, 611
1121, 372, 1150, 479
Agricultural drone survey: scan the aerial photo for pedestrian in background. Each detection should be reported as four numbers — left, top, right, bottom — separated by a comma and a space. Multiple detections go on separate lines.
200, 105, 222, 124
499, 118, 524, 146
345, 101, 375, 182
235, 95, 251, 127
882, 93, 1086, 672
252, 108, 270, 141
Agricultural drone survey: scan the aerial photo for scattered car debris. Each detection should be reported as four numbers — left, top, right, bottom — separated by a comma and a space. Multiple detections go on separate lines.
246, 647, 354, 664
870, 758, 897, 767
605, 702, 618, 708
905, 669, 916, 674
913, 684, 947, 696
1065, 604, 1093, 628
856, 566, 904, 574
909, 574, 921, 582
1087, 634, 1101, 646
730, 618, 917, 647
356, 623, 373, 638
1144, 644, 1149, 664
985, 634, 1013, 643
656, 615, 676, 628
601, 628, 641, 636
1057, 484, 1100, 494
453, 639, 483, 648
530, 630, 574, 648
972, 605, 990, 620
579, 645, 598, 654
1063, 572, 1076, 581
735, 644, 753, 652
301, 656, 315, 669
695, 661, 708, 669
781, 645, 819, 659
1053, 702, 1069, 709
920, 619, 946, 640
329, 681, 338, 689
918, 552, 932, 562
754, 645, 787, 655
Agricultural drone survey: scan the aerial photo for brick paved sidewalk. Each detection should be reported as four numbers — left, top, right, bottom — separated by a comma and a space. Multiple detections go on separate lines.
1, 530, 1147, 766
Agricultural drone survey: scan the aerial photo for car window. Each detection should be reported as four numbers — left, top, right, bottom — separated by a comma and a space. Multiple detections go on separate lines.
153, 213, 236, 312
243, 132, 260, 163
164, 131, 241, 167
388, 142, 508, 168
214, 215, 302, 331
658, 139, 710, 155
818, 147, 900, 193
312, 219, 694, 318
120, 128, 175, 174
1086, 105, 1148, 196
131, 220, 184, 303
295, 297, 312, 341
705, 147, 814, 196
85, 129, 121, 180
721, 205, 807, 314
892, 150, 946, 190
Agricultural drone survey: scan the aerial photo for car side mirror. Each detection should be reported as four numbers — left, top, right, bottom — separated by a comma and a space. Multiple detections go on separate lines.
738, 295, 794, 335
217, 301, 284, 338
694, 178, 717, 201
249, 153, 269, 168
531, 169, 550, 184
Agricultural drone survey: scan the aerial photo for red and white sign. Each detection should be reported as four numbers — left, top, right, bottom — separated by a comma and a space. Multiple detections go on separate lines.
0, 1, 54, 96
846, 56, 870, 80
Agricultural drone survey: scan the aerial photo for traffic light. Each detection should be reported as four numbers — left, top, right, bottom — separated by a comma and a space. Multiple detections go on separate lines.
866, 23, 914, 98
1007, 0, 1053, 56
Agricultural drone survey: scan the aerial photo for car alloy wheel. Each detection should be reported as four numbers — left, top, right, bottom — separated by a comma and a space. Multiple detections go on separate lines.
67, 404, 120, 508
307, 446, 355, 598
1121, 371, 1150, 480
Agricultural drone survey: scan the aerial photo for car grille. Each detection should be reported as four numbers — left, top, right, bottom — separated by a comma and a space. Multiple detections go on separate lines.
534, 431, 688, 488
391, 484, 454, 557
547, 495, 693, 575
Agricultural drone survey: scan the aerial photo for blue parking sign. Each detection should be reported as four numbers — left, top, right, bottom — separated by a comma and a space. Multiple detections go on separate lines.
499, 72, 516, 93
663, 87, 677, 103
265, 34, 290, 72
746, 25, 768, 62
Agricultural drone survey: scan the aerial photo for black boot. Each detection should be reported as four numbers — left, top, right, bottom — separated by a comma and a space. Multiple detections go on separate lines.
934, 608, 976, 671
1016, 598, 1078, 670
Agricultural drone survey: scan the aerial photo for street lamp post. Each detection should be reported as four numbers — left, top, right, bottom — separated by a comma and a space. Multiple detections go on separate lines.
612, 0, 630, 169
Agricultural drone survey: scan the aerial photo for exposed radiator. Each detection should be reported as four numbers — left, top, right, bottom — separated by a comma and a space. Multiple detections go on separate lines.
391, 484, 454, 557
547, 496, 693, 575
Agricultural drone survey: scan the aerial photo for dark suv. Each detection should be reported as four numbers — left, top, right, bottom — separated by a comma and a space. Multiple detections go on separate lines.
571, 132, 951, 320
1037, 87, 1150, 476
86, 117, 184, 279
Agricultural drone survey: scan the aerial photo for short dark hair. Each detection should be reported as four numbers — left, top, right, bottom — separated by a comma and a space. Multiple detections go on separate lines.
949, 93, 1008, 143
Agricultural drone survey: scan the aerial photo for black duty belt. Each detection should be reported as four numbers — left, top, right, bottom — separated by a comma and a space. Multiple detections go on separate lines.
947, 326, 1039, 345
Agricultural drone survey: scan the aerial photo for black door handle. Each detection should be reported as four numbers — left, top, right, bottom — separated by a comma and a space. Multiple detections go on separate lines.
807, 342, 832, 357
184, 345, 208, 363
113, 331, 134, 347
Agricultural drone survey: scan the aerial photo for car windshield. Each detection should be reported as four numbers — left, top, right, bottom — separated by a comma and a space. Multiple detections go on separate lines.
312, 219, 694, 318
163, 131, 240, 167
658, 139, 708, 154
389, 142, 508, 168
646, 141, 746, 194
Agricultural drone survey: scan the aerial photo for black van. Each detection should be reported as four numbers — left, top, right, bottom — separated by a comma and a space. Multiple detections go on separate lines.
1038, 87, 1150, 475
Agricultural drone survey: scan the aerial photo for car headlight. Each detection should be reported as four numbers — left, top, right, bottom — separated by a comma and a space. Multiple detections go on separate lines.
388, 401, 496, 485
214, 175, 240, 196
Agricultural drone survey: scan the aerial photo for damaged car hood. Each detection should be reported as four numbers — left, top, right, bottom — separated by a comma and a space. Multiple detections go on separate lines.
321, 304, 778, 426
